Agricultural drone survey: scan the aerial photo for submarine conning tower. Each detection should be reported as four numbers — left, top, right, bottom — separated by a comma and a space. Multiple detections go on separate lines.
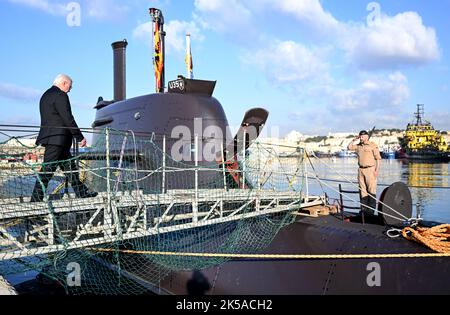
91, 7, 230, 180
92, 6, 224, 135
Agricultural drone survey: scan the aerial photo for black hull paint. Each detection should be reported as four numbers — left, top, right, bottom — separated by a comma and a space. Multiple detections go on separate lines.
157, 215, 450, 295
405, 150, 450, 162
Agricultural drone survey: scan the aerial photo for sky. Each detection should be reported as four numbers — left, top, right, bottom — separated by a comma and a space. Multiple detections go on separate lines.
0, 0, 449, 138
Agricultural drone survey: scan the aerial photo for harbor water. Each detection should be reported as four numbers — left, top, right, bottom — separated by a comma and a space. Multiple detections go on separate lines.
306, 157, 450, 223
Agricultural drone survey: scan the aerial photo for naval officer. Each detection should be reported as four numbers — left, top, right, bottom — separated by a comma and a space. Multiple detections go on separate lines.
347, 130, 382, 217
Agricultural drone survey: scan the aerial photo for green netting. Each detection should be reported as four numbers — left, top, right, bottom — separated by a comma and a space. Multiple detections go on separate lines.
0, 129, 305, 294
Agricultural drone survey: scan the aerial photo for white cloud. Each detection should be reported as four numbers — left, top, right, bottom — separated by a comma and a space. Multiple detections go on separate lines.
8, 0, 130, 21
165, 20, 205, 54
346, 12, 440, 70
85, 0, 129, 22
428, 111, 450, 131
273, 0, 341, 33
193, 0, 339, 35
267, 1, 440, 69
242, 40, 329, 84
189, 0, 439, 133
132, 22, 151, 41
330, 72, 410, 113
290, 106, 410, 135
133, 19, 204, 54
286, 72, 412, 133
8, 0, 67, 16
0, 82, 41, 102
193, 0, 440, 70
194, 0, 252, 33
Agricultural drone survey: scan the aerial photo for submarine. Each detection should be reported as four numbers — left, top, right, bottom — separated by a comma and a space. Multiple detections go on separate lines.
90, 8, 266, 192
86, 8, 450, 294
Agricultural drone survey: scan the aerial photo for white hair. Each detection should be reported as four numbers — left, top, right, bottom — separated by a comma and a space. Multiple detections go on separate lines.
53, 74, 72, 85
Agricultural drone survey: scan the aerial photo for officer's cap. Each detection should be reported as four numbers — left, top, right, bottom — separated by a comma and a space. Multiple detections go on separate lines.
359, 130, 369, 136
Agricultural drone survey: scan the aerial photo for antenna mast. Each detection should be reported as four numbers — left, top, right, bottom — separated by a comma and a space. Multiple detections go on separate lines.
415, 104, 424, 125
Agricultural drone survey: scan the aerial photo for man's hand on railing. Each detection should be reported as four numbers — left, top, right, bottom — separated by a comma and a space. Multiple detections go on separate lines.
79, 138, 87, 148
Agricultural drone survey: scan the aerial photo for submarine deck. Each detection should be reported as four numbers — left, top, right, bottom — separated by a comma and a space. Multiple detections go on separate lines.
143, 214, 450, 295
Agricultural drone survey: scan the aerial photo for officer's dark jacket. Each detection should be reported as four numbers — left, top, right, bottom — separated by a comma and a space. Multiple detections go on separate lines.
36, 85, 84, 147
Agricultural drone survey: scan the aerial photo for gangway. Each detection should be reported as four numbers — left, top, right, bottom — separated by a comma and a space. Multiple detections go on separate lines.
0, 188, 324, 260
0, 130, 325, 262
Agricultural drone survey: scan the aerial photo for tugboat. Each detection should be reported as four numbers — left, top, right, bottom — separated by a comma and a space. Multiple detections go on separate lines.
400, 104, 450, 161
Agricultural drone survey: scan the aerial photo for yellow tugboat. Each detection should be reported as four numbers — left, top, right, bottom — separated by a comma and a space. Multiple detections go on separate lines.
399, 104, 450, 161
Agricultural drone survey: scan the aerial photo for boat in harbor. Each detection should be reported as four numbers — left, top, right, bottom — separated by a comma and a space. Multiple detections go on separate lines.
400, 104, 450, 161
1, 8, 449, 296
337, 149, 357, 158
381, 147, 396, 159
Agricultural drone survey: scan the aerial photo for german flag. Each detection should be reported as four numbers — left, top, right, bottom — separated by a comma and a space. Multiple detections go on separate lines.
185, 34, 193, 79
154, 21, 164, 92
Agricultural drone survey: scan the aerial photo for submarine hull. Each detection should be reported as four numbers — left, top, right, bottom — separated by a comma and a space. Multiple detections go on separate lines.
92, 93, 232, 191
155, 215, 450, 295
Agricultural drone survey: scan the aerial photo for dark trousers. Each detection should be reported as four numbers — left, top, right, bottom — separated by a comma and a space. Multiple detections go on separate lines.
31, 144, 88, 201
360, 194, 376, 216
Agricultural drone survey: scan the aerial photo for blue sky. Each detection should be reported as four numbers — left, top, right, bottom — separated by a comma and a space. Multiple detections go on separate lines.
0, 0, 449, 137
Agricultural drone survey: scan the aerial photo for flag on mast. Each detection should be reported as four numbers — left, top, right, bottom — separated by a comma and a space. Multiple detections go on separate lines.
185, 33, 194, 79
153, 21, 164, 92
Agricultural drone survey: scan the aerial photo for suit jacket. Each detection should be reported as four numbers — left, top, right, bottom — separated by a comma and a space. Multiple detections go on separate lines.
36, 85, 84, 147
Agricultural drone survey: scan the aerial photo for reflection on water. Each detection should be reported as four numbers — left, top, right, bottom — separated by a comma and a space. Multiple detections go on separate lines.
402, 161, 449, 189
306, 158, 450, 223
401, 161, 449, 223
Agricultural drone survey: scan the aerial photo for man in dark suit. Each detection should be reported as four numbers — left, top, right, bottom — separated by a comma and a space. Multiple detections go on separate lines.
31, 74, 97, 202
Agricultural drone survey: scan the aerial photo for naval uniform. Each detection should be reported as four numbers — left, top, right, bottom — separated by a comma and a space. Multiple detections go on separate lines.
348, 141, 381, 215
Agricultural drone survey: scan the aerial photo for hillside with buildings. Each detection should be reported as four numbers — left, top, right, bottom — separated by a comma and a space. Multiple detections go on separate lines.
1, 130, 449, 162
260, 129, 450, 156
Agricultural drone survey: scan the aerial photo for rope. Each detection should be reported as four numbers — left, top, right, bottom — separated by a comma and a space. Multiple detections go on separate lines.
306, 169, 406, 223
309, 152, 410, 221
313, 176, 450, 190
88, 247, 450, 259
402, 224, 450, 254
305, 152, 327, 198
386, 228, 403, 238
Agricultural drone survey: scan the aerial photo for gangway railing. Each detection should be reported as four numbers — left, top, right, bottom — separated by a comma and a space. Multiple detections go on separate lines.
0, 128, 325, 261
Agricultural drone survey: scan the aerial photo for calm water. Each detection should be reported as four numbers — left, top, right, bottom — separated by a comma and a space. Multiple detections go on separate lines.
306, 157, 450, 223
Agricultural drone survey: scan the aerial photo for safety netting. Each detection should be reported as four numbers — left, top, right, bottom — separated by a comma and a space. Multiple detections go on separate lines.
0, 128, 306, 294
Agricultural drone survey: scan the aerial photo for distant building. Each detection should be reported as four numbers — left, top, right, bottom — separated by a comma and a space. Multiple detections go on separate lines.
261, 129, 405, 156
2, 138, 37, 148
284, 131, 306, 143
